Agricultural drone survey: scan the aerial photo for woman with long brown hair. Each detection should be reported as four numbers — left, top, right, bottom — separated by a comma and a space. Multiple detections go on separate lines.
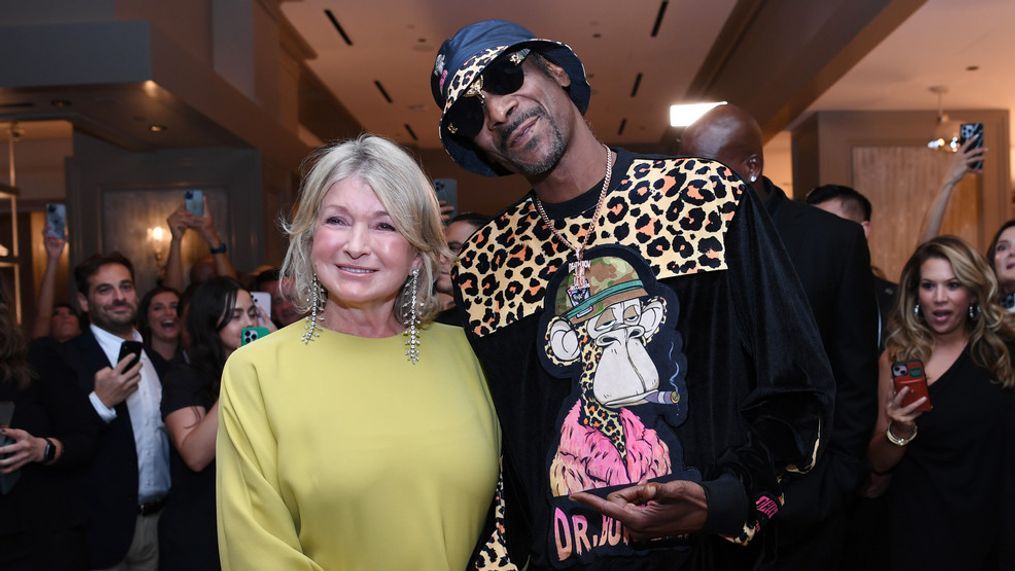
869, 236, 1014, 570
0, 276, 98, 570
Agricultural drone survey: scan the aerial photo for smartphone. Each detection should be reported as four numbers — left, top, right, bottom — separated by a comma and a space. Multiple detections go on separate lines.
117, 341, 145, 371
433, 178, 458, 219
958, 123, 985, 170
251, 291, 272, 322
45, 203, 67, 239
241, 326, 270, 346
184, 189, 204, 217
890, 360, 933, 412
0, 401, 19, 494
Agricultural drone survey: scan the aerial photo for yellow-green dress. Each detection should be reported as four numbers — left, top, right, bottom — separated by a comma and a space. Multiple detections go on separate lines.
216, 321, 500, 571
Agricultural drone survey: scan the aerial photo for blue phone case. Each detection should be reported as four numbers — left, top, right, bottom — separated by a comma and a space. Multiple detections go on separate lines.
184, 190, 204, 217
45, 203, 66, 239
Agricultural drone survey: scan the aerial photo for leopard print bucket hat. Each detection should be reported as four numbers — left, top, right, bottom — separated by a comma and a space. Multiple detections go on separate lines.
430, 19, 591, 176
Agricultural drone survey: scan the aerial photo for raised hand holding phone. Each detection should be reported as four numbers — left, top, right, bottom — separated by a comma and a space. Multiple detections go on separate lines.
184, 190, 205, 218
958, 123, 985, 171
45, 203, 67, 239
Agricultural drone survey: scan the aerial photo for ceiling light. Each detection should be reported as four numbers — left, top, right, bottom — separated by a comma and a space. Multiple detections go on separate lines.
149, 124, 167, 133
50, 99, 71, 108
926, 86, 960, 151
669, 101, 727, 127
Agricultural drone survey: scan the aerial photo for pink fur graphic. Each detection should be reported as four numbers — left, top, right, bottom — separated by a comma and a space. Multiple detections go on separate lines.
550, 401, 672, 496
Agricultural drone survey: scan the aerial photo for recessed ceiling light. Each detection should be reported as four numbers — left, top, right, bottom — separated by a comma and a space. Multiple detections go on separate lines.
669, 101, 727, 127
966, 65, 979, 71
149, 124, 167, 133
51, 99, 71, 108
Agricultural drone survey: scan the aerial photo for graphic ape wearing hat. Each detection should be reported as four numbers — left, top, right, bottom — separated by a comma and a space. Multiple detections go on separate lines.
432, 19, 834, 570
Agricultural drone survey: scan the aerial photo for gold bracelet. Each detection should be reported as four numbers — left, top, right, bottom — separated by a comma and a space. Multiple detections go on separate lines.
886, 423, 917, 446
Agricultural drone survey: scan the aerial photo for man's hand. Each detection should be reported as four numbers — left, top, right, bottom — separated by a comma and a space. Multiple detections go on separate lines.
570, 480, 709, 541
190, 195, 222, 245
94, 356, 143, 408
0, 428, 46, 474
43, 234, 66, 262
167, 207, 193, 241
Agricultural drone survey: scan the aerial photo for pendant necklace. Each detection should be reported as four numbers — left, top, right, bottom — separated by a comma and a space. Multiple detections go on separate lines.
532, 144, 613, 306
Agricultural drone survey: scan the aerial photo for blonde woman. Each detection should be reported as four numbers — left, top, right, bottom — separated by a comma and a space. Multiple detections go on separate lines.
869, 236, 1014, 571
216, 135, 500, 570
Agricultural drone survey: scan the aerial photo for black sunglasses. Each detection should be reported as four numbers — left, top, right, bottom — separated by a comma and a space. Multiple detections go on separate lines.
445, 49, 531, 139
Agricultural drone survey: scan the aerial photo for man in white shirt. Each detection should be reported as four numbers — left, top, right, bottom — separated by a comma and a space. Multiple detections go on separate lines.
58, 252, 170, 571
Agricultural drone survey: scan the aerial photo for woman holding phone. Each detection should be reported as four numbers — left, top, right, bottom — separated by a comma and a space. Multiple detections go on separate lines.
159, 277, 272, 570
216, 135, 500, 570
869, 236, 1014, 570
0, 276, 97, 570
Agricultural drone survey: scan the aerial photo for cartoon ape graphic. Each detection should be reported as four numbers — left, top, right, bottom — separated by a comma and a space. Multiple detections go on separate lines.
539, 247, 697, 498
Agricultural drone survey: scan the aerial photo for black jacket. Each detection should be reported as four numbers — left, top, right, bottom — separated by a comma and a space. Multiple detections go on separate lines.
0, 337, 99, 569
761, 180, 879, 563
57, 327, 169, 569
452, 153, 834, 569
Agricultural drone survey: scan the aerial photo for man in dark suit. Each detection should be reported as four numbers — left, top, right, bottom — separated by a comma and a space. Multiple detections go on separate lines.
682, 104, 879, 569
58, 252, 170, 571
805, 184, 898, 351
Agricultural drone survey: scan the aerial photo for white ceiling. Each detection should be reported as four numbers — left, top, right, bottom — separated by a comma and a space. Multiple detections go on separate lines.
281, 0, 737, 148
804, 0, 1015, 183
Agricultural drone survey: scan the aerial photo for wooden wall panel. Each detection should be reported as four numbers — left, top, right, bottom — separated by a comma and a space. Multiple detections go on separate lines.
852, 146, 981, 282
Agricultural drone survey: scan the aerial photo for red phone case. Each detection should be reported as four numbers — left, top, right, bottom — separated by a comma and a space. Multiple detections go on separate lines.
891, 360, 933, 412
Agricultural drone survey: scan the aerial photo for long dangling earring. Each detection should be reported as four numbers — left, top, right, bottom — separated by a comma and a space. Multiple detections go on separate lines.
913, 303, 921, 318
968, 303, 981, 320
404, 267, 421, 364
302, 273, 324, 345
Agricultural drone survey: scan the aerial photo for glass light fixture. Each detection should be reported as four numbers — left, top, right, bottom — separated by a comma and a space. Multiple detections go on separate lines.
927, 86, 960, 151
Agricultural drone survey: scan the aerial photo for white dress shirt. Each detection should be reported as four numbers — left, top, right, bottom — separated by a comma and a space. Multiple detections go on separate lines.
88, 324, 171, 502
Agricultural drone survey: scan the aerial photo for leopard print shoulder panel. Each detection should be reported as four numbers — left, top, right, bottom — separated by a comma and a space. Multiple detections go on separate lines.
454, 157, 744, 338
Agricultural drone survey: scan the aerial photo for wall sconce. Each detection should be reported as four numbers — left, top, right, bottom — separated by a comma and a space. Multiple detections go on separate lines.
147, 226, 168, 266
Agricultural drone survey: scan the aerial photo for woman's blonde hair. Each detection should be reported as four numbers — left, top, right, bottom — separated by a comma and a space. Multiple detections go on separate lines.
280, 134, 449, 326
886, 235, 1014, 388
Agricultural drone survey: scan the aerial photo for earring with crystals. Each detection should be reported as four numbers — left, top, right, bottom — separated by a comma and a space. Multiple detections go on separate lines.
913, 303, 921, 318
403, 267, 421, 364
968, 302, 981, 320
302, 273, 324, 345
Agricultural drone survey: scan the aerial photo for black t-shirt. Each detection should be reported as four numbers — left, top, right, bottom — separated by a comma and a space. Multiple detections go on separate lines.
159, 363, 219, 570
888, 349, 1014, 571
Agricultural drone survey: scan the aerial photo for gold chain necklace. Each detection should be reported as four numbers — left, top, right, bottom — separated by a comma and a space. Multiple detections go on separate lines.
532, 144, 613, 304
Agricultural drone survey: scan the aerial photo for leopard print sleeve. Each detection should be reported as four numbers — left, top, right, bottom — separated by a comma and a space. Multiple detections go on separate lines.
472, 470, 519, 571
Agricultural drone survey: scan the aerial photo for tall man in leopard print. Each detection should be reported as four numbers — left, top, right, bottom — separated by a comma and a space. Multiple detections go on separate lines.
430, 19, 834, 570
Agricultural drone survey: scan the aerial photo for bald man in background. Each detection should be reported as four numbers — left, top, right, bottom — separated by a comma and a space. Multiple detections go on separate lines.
682, 105, 879, 570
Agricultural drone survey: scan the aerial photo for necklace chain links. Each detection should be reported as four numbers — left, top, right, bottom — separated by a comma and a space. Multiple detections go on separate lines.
532, 144, 613, 301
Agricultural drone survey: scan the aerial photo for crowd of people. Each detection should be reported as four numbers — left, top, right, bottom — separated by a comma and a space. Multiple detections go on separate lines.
0, 17, 1012, 571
